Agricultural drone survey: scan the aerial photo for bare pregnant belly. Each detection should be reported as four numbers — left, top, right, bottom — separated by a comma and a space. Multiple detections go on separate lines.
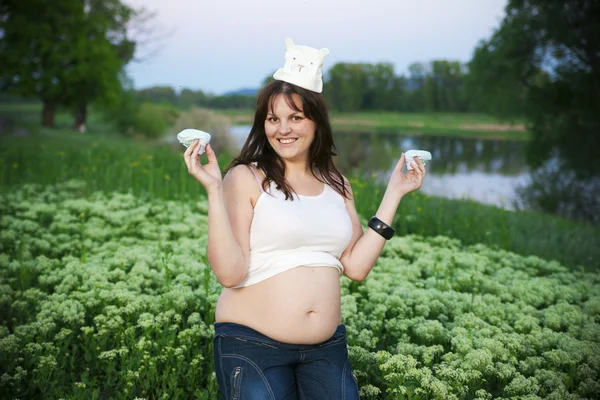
215, 266, 342, 344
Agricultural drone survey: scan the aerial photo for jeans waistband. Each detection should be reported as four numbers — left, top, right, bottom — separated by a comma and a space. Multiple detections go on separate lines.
214, 322, 346, 349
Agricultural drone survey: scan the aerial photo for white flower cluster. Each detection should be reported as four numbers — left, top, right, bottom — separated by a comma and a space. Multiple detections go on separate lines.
0, 181, 599, 399
341, 234, 600, 398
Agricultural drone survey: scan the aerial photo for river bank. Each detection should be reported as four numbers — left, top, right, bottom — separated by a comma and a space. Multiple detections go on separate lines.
218, 109, 529, 140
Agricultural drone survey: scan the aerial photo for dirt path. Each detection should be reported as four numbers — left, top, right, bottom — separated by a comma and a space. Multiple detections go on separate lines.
459, 123, 525, 132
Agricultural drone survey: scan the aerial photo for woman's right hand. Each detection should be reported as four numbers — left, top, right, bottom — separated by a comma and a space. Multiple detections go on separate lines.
183, 141, 222, 193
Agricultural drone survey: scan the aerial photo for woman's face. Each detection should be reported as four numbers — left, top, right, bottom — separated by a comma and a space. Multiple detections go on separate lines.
264, 93, 316, 164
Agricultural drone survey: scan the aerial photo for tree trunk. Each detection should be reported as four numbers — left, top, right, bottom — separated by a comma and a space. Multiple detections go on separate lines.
42, 99, 56, 127
73, 103, 88, 132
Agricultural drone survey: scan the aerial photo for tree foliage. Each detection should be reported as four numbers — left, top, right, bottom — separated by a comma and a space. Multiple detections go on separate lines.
131, 57, 511, 115
134, 86, 256, 110
468, 0, 600, 178
321, 61, 474, 114
132, 59, 478, 114
0, 0, 137, 127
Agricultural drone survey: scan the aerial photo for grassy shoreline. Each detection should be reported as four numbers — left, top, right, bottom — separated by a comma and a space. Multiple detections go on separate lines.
218, 109, 530, 140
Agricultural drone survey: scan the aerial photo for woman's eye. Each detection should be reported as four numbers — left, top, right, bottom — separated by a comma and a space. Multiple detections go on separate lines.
292, 116, 303, 121
268, 117, 278, 122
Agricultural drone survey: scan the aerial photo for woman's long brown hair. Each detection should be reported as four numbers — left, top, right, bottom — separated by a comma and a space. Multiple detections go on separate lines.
226, 80, 349, 200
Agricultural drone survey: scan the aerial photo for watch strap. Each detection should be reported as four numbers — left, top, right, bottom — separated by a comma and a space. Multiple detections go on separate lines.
368, 216, 395, 240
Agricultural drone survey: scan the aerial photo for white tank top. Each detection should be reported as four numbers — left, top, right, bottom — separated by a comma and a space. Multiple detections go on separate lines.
232, 165, 353, 288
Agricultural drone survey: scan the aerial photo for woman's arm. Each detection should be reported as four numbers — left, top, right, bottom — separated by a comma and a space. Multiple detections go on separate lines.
340, 154, 426, 281
183, 141, 254, 288
339, 184, 401, 281
206, 165, 255, 287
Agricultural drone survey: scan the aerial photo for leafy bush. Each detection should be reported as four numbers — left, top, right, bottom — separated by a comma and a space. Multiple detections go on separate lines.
101, 88, 140, 136
1, 182, 599, 399
132, 103, 180, 139
516, 157, 600, 225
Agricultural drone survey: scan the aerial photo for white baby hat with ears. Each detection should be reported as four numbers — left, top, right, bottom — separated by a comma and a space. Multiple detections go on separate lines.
273, 38, 330, 93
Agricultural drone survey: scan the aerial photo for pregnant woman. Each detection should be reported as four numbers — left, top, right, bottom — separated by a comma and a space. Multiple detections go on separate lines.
183, 38, 426, 399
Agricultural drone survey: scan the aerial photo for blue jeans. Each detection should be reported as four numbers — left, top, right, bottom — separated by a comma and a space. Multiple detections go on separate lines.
213, 322, 360, 399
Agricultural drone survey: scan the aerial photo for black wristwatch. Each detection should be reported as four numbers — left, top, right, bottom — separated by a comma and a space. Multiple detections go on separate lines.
368, 216, 395, 240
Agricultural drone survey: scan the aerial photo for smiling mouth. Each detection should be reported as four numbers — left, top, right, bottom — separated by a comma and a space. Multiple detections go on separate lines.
278, 138, 298, 144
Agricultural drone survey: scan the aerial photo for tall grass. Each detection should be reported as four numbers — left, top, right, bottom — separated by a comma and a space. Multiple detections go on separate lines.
348, 176, 599, 271
0, 131, 233, 202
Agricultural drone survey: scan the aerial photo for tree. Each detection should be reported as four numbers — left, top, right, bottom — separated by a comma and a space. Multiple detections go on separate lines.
467, 0, 600, 222
69, 0, 137, 132
405, 62, 428, 111
466, 40, 529, 117
362, 63, 397, 111
468, 0, 600, 178
1, 0, 84, 126
407, 60, 470, 113
179, 88, 209, 108
136, 86, 178, 104
324, 63, 369, 112
430, 60, 468, 112
0, 0, 139, 128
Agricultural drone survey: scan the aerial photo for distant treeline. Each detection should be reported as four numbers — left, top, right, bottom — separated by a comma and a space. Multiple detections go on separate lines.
134, 60, 524, 115
135, 87, 257, 110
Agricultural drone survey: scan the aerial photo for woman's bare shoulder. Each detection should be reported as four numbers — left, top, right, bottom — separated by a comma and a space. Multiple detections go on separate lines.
224, 164, 261, 197
225, 163, 252, 179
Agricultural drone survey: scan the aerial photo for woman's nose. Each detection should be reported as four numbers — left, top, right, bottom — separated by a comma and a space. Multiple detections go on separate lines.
278, 121, 292, 134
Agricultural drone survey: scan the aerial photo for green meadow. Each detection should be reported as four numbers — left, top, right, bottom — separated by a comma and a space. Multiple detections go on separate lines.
1, 103, 599, 399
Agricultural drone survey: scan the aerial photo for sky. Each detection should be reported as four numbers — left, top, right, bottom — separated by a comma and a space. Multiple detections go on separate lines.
124, 0, 508, 95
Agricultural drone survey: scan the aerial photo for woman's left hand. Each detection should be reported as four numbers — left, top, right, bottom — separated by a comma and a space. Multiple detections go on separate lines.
387, 153, 426, 197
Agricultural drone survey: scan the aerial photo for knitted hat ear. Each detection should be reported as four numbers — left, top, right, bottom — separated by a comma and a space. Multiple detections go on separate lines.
285, 38, 295, 50
273, 38, 329, 93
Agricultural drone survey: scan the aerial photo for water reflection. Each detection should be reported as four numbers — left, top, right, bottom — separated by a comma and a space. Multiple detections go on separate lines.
332, 133, 527, 176
229, 126, 530, 210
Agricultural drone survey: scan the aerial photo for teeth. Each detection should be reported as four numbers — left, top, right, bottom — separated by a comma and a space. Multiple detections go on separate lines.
279, 138, 297, 144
